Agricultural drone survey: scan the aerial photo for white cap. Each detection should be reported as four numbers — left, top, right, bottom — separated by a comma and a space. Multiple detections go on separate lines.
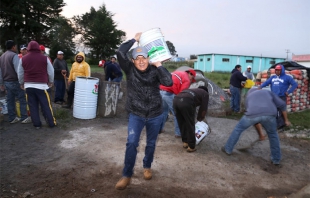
247, 65, 252, 69
57, 51, 64, 55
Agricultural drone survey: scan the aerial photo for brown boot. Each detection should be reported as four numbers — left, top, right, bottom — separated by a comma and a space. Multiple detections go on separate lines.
187, 147, 197, 153
115, 177, 131, 190
183, 142, 188, 149
143, 168, 152, 180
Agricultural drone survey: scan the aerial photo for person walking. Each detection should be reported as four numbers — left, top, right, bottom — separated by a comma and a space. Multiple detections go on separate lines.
259, 64, 297, 129
173, 86, 209, 152
62, 52, 90, 109
159, 69, 196, 137
229, 65, 247, 113
115, 32, 173, 190
0, 40, 31, 124
17, 41, 56, 129
222, 88, 290, 166
53, 51, 69, 105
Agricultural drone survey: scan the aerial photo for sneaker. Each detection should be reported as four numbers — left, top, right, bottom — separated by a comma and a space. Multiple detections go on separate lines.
10, 117, 20, 124
187, 147, 197, 152
183, 142, 188, 149
21, 117, 32, 124
143, 168, 152, 180
115, 177, 131, 190
221, 146, 231, 156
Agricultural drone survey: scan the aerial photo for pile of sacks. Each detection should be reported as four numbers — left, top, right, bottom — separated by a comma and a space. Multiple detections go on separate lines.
256, 69, 310, 113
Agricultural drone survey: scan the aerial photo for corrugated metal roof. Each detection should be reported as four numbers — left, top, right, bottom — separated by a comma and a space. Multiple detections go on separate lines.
197, 53, 285, 59
292, 54, 310, 61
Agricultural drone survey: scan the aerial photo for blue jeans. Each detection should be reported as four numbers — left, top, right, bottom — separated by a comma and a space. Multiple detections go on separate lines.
54, 79, 66, 102
230, 85, 241, 112
159, 90, 181, 136
112, 76, 123, 83
4, 81, 28, 121
224, 115, 281, 164
122, 113, 163, 177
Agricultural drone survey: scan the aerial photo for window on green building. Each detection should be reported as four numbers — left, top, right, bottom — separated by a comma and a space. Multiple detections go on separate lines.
246, 60, 253, 63
207, 58, 210, 61
222, 58, 229, 62
270, 60, 276, 64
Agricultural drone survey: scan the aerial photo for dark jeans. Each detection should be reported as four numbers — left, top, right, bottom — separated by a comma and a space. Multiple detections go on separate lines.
54, 79, 66, 102
277, 96, 287, 129
173, 96, 196, 149
66, 81, 75, 106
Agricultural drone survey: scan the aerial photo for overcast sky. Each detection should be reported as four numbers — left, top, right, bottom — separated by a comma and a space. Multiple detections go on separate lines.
61, 0, 310, 59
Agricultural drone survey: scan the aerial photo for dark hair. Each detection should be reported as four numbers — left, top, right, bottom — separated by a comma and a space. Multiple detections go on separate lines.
198, 86, 209, 93
5, 40, 15, 49
110, 57, 116, 60
235, 64, 241, 69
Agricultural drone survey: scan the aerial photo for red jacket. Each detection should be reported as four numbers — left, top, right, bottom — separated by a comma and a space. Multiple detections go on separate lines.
160, 71, 191, 95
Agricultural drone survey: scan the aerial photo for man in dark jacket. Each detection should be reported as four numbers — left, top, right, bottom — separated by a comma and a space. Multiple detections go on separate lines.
18, 41, 56, 129
104, 60, 123, 82
115, 32, 173, 190
173, 86, 209, 152
53, 51, 69, 104
0, 40, 31, 124
229, 65, 247, 113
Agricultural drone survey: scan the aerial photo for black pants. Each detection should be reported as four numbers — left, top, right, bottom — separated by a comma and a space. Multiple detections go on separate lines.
66, 81, 75, 106
26, 88, 56, 127
277, 96, 287, 129
173, 96, 196, 149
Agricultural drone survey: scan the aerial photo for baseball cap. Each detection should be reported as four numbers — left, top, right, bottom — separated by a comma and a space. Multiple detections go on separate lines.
275, 65, 282, 70
57, 51, 64, 55
187, 69, 196, 82
132, 46, 148, 59
39, 45, 45, 51
247, 65, 252, 69
20, 44, 27, 50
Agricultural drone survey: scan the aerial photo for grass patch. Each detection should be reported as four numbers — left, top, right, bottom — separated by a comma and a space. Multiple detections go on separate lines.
54, 108, 72, 129
287, 109, 310, 129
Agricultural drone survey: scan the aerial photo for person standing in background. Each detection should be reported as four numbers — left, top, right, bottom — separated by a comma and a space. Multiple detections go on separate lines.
259, 64, 297, 129
104, 60, 123, 82
0, 40, 31, 124
18, 40, 56, 129
62, 52, 90, 109
18, 44, 28, 58
229, 65, 247, 113
53, 51, 69, 105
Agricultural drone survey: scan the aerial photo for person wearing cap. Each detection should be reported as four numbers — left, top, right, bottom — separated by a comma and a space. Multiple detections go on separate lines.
173, 86, 209, 152
114, 32, 172, 190
110, 56, 121, 71
18, 44, 28, 58
259, 64, 297, 129
229, 65, 247, 113
53, 51, 69, 105
62, 52, 90, 109
240, 65, 255, 111
222, 88, 291, 166
39, 45, 52, 63
159, 69, 196, 137
18, 40, 56, 128
0, 40, 31, 124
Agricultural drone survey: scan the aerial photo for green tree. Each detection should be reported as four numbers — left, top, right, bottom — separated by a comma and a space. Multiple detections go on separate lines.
0, 0, 65, 51
73, 4, 126, 60
166, 41, 177, 56
49, 16, 76, 61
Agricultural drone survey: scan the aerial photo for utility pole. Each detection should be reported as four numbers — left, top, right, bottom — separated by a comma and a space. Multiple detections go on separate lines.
285, 49, 290, 60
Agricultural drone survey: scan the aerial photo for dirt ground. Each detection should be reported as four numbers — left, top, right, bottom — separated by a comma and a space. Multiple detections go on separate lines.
0, 83, 310, 198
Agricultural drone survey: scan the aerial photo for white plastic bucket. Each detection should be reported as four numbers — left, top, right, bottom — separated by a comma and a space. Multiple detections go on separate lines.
195, 121, 210, 145
73, 77, 99, 119
139, 28, 172, 63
